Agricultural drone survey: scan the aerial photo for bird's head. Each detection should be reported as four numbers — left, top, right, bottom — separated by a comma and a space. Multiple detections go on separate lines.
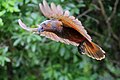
37, 20, 53, 33
37, 20, 62, 34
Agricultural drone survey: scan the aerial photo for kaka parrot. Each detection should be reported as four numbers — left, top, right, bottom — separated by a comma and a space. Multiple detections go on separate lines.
18, 0, 105, 60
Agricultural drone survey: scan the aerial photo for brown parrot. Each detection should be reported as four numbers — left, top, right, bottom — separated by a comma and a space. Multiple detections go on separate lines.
18, 0, 105, 60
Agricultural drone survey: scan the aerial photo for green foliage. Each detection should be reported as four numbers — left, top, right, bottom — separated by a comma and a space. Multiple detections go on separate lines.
0, 0, 120, 80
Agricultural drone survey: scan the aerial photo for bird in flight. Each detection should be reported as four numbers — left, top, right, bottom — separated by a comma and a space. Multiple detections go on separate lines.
18, 0, 105, 60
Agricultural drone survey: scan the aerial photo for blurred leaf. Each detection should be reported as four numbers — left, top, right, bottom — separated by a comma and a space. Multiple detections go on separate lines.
0, 56, 10, 66
0, 18, 3, 26
31, 44, 36, 52
13, 38, 21, 46
0, 10, 6, 16
3, 46, 9, 53
60, 47, 65, 56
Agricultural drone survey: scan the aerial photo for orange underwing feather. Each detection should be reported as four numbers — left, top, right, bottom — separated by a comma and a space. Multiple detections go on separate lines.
39, 0, 92, 42
41, 31, 78, 46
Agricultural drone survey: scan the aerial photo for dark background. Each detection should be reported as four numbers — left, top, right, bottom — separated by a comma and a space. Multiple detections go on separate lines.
0, 0, 120, 80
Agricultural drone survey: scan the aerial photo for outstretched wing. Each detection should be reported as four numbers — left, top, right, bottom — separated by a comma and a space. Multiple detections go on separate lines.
41, 31, 79, 46
39, 0, 92, 42
18, 19, 78, 46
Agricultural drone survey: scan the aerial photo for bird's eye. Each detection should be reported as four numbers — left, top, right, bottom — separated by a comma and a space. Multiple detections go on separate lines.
38, 27, 44, 32
43, 23, 46, 26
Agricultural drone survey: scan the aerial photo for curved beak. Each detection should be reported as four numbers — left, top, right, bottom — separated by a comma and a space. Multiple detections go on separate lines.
18, 19, 38, 33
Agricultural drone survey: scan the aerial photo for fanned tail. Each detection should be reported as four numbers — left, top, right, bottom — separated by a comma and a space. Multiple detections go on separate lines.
78, 41, 105, 60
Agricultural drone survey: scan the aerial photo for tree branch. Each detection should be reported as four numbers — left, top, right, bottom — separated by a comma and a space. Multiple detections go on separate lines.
84, 15, 100, 24
107, 0, 119, 22
77, 9, 92, 18
86, 28, 103, 37
98, 0, 108, 20
98, 0, 119, 41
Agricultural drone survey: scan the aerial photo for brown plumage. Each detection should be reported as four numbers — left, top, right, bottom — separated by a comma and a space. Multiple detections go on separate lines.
18, 0, 106, 60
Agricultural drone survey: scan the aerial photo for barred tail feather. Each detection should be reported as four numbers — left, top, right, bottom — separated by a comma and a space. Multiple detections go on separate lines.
78, 41, 105, 60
